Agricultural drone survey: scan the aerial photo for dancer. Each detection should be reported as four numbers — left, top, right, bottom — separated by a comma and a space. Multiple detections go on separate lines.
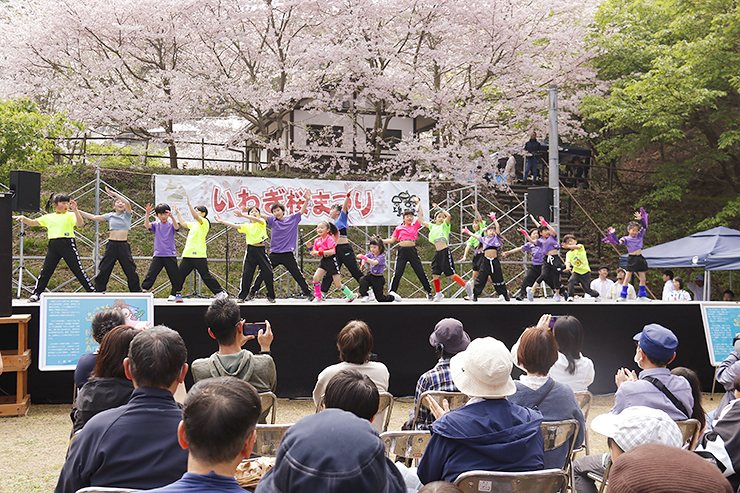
249, 189, 313, 300
383, 196, 433, 300
174, 196, 226, 299
419, 203, 468, 301
462, 217, 510, 301
142, 203, 183, 302
305, 221, 355, 302
214, 206, 275, 303
602, 208, 649, 301
561, 233, 601, 299
321, 188, 363, 295
533, 216, 567, 301
14, 193, 94, 301
77, 187, 140, 293
460, 202, 485, 298
502, 218, 543, 300
357, 236, 401, 303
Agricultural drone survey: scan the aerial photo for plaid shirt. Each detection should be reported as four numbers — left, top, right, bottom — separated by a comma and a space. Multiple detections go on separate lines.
413, 358, 458, 430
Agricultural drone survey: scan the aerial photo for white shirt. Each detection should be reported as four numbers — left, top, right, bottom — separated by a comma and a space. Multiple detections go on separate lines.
590, 278, 614, 299
606, 282, 637, 300
667, 289, 692, 301
548, 352, 595, 393
662, 280, 675, 301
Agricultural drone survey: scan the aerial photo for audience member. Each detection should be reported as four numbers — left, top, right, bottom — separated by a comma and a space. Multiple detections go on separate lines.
609, 443, 733, 493
574, 406, 684, 493
323, 369, 379, 421
255, 408, 406, 493
417, 337, 544, 484
550, 315, 594, 392
71, 325, 138, 434
313, 320, 389, 405
407, 318, 470, 430
419, 482, 464, 493
715, 334, 740, 415
590, 266, 614, 299
509, 320, 585, 469
686, 273, 709, 301
661, 270, 675, 300
191, 298, 276, 394
74, 308, 127, 389
671, 366, 706, 432
143, 377, 262, 493
56, 326, 189, 493
667, 276, 692, 301
724, 289, 735, 301
605, 268, 636, 300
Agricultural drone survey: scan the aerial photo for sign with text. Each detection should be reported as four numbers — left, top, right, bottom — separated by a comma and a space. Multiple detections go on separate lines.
39, 293, 154, 371
701, 303, 740, 366
154, 175, 429, 226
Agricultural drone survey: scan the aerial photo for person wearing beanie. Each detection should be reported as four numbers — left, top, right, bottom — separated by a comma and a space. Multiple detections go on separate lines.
417, 337, 544, 484
609, 443, 732, 493
406, 318, 471, 430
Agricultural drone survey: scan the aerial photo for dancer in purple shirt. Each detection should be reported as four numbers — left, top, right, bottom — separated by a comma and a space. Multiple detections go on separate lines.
602, 208, 649, 301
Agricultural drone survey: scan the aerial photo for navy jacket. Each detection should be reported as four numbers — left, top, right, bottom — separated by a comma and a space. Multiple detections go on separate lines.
417, 398, 544, 484
55, 386, 187, 493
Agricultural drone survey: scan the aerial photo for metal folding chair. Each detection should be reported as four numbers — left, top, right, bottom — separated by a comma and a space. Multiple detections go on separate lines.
410, 391, 469, 429
258, 391, 277, 424
676, 418, 702, 450
574, 391, 592, 455
455, 468, 568, 493
586, 456, 613, 493
253, 424, 292, 457
380, 431, 431, 467
542, 420, 580, 469
315, 391, 394, 432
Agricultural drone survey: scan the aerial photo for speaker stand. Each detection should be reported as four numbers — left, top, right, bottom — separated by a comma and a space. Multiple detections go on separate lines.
14, 221, 39, 298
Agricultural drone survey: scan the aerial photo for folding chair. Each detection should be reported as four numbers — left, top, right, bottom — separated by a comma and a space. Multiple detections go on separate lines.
455, 468, 568, 493
676, 418, 702, 450
542, 420, 580, 469
258, 391, 277, 424
380, 431, 431, 467
253, 424, 292, 457
315, 391, 394, 433
410, 391, 469, 429
574, 391, 592, 455
587, 457, 612, 493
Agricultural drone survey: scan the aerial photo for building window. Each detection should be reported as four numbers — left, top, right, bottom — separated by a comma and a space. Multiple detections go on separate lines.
306, 125, 344, 147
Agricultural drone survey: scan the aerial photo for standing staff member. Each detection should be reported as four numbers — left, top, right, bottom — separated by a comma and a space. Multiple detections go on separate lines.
78, 187, 141, 293
14, 192, 95, 301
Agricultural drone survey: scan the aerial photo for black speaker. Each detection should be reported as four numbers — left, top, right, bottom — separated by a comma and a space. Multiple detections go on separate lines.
9, 170, 41, 212
0, 194, 11, 316
528, 187, 553, 222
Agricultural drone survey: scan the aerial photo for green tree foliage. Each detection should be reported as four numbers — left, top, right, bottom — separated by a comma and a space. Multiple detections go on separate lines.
0, 98, 80, 181
582, 0, 740, 227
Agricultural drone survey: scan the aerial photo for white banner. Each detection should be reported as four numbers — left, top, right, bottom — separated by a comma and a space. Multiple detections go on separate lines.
154, 175, 429, 226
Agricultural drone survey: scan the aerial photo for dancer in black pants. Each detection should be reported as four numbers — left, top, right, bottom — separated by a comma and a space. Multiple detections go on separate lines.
463, 221, 510, 301
78, 186, 140, 292
533, 217, 567, 301
321, 188, 363, 294
142, 202, 183, 301
357, 237, 400, 302
14, 193, 94, 301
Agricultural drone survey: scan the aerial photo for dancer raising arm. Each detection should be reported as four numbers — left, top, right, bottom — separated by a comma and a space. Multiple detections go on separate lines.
532, 216, 567, 301
460, 202, 486, 298
462, 214, 510, 301
305, 221, 355, 302
502, 218, 543, 301
321, 187, 363, 295
602, 208, 650, 301
141, 203, 183, 302
419, 203, 468, 301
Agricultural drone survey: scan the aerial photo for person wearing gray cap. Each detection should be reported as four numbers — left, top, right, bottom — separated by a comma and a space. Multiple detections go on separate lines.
405, 318, 471, 431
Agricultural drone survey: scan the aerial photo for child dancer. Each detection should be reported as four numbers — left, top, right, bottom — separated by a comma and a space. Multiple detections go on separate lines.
561, 234, 601, 299
357, 236, 401, 302
602, 208, 649, 301
14, 193, 94, 301
419, 203, 468, 301
214, 206, 275, 303
174, 196, 226, 299
322, 187, 363, 294
460, 202, 485, 299
305, 221, 355, 302
141, 203, 183, 302
382, 196, 433, 300
502, 224, 542, 301
533, 216, 567, 301
78, 187, 140, 293
462, 217, 510, 301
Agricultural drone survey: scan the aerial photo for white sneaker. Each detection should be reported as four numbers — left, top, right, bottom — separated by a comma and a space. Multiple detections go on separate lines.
638, 296, 651, 302
392, 292, 402, 302
553, 293, 562, 302
433, 292, 444, 302
167, 295, 176, 302
616, 296, 627, 302
360, 296, 370, 303
215, 291, 228, 300
312, 296, 323, 303
368, 291, 376, 301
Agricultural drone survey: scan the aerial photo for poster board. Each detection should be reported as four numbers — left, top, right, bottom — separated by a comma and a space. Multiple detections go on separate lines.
701, 303, 740, 366
39, 293, 154, 371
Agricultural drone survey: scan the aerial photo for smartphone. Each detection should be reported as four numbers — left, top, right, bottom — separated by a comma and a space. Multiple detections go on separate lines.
548, 316, 559, 328
243, 322, 267, 336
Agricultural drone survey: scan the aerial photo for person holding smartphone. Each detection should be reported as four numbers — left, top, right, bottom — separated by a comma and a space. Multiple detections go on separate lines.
191, 299, 276, 401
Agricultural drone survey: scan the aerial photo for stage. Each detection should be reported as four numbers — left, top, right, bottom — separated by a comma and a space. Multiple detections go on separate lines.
6, 297, 716, 404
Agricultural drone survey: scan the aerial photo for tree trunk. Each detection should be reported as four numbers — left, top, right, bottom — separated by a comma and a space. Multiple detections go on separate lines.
168, 142, 178, 169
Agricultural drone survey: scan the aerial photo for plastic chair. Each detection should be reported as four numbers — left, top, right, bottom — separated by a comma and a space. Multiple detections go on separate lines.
573, 391, 592, 455
259, 391, 277, 424
455, 468, 568, 493
541, 419, 580, 470
676, 418, 702, 450
315, 391, 394, 433
380, 430, 431, 467
253, 424, 292, 457
410, 391, 469, 429
75, 488, 142, 493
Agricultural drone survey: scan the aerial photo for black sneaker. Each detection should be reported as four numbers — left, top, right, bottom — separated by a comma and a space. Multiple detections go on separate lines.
245, 293, 255, 301
427, 292, 434, 301
28, 294, 40, 303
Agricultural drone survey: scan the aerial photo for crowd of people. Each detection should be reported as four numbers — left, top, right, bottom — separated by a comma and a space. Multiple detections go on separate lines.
53, 299, 740, 493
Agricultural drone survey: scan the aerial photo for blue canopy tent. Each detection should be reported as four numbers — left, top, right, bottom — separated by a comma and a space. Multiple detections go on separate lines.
619, 226, 740, 299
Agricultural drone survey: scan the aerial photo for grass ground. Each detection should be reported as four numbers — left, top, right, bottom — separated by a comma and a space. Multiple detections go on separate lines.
0, 394, 723, 492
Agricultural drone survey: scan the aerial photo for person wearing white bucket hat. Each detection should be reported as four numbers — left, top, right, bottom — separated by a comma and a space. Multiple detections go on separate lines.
417, 337, 544, 484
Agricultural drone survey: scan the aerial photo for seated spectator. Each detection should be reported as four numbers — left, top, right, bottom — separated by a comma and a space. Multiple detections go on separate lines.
71, 325, 138, 434
724, 289, 735, 301
590, 266, 614, 299
609, 443, 732, 493
605, 268, 636, 300
74, 308, 127, 389
417, 337, 544, 484
509, 320, 585, 469
671, 366, 706, 433
419, 482, 464, 493
254, 408, 406, 493
56, 326, 189, 493
191, 298, 276, 394
408, 318, 470, 430
550, 315, 594, 392
313, 320, 389, 405
143, 377, 262, 493
715, 334, 740, 415
667, 276, 692, 301
323, 369, 379, 422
